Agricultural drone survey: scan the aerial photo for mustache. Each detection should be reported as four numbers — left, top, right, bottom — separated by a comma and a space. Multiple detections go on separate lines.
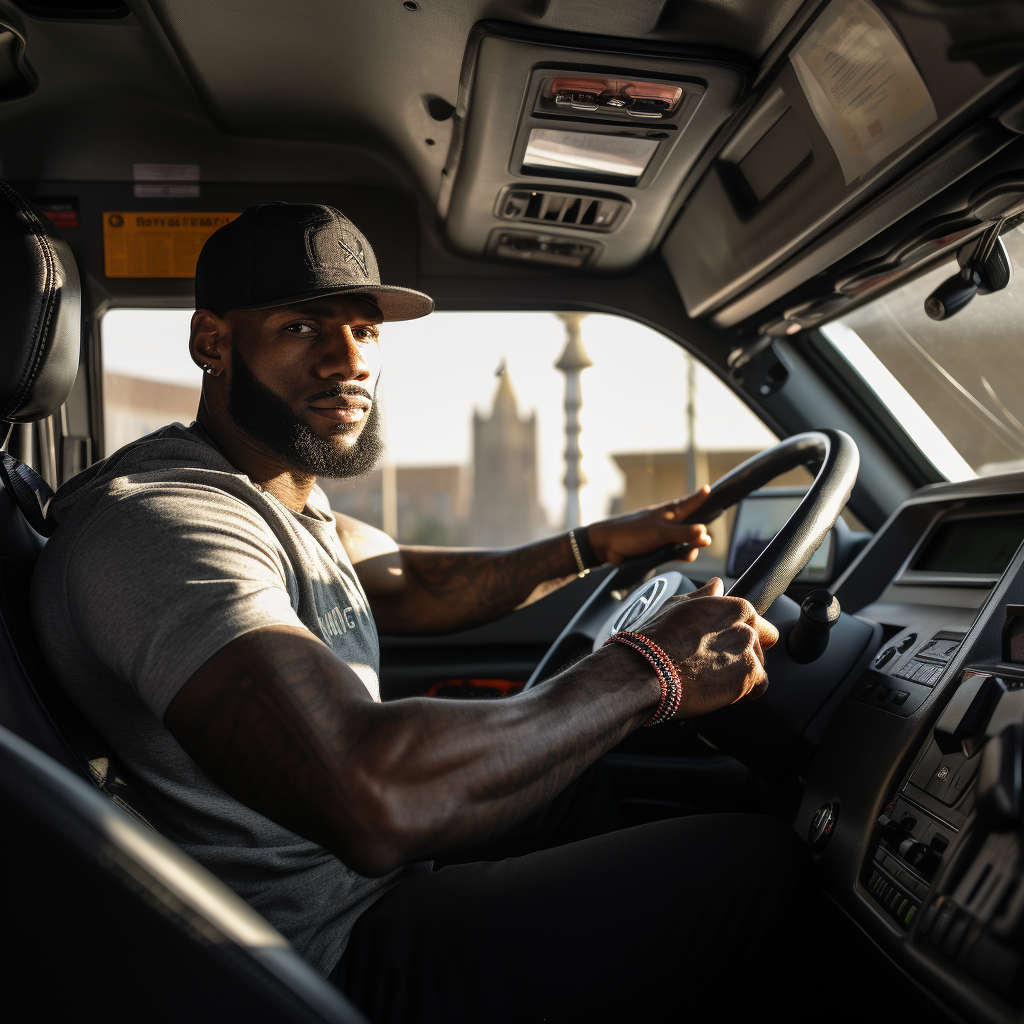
305, 382, 374, 404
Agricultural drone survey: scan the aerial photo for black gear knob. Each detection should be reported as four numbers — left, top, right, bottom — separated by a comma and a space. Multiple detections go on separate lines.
788, 589, 840, 664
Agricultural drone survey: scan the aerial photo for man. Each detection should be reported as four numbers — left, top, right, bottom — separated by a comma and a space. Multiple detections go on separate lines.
32, 204, 801, 1022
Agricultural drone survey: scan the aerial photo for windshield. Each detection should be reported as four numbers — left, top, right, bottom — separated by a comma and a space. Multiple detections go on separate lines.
821, 225, 1024, 481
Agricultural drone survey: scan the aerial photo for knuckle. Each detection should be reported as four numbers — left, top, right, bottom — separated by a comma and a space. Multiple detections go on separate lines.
737, 622, 757, 643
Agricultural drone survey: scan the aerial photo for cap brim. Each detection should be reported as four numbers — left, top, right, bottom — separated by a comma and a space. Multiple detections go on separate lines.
225, 283, 435, 322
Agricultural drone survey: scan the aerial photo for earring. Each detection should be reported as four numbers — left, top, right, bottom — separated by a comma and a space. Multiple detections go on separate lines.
203, 365, 217, 376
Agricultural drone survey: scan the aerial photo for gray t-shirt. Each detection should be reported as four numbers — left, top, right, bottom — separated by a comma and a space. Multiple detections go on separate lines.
30, 422, 428, 974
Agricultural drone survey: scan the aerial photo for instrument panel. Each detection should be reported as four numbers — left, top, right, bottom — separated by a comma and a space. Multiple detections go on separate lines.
799, 473, 1024, 1024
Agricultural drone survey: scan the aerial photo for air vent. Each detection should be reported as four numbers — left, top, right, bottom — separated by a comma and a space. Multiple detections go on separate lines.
495, 188, 627, 232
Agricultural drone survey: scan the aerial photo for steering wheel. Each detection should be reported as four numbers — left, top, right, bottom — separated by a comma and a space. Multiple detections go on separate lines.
523, 429, 859, 690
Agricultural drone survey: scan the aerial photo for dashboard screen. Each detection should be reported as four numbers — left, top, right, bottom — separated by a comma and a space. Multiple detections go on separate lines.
912, 513, 1024, 575
1006, 612, 1024, 663
727, 493, 832, 581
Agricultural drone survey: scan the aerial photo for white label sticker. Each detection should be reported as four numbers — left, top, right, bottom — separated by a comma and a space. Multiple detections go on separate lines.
132, 163, 200, 182
790, 0, 937, 184
133, 183, 201, 198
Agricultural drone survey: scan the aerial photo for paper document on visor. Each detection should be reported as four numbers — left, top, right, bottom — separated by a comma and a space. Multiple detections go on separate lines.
103, 211, 240, 278
790, 0, 937, 184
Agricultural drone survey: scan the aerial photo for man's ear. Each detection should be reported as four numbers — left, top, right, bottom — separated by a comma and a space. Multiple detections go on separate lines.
190, 309, 229, 377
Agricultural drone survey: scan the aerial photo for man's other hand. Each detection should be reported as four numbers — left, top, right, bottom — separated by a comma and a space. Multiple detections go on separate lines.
587, 487, 713, 565
640, 577, 780, 717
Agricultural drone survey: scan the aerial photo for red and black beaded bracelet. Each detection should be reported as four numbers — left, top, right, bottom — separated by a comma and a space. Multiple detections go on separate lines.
603, 630, 682, 726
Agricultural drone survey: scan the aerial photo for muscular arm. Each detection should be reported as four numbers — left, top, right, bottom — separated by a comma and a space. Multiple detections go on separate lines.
164, 581, 776, 877
337, 512, 579, 635
335, 487, 713, 635
166, 624, 656, 875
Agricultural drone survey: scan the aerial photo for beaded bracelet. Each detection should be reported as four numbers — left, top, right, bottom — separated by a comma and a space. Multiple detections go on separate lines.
603, 630, 683, 726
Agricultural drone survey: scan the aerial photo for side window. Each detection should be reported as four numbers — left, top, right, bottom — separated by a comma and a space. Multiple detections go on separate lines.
99, 308, 793, 577
322, 311, 782, 576
101, 308, 200, 453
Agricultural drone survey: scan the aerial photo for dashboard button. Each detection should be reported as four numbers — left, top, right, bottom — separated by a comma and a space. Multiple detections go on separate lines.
875, 646, 897, 669
927, 754, 964, 801
898, 632, 919, 653
892, 691, 910, 706
809, 802, 837, 850
876, 687, 891, 701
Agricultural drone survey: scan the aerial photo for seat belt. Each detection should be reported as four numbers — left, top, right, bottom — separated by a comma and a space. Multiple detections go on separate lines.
0, 451, 54, 536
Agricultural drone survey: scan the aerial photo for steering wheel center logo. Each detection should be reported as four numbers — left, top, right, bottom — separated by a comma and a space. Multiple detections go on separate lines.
612, 576, 671, 635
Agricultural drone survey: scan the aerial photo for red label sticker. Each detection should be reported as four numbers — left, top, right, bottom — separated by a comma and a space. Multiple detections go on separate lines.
34, 198, 78, 229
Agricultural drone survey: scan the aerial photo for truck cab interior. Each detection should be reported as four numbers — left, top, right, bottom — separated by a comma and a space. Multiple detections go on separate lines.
6, 1, 1024, 1021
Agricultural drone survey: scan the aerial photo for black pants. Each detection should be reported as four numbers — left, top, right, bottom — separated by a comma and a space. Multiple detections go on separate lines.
332, 767, 805, 1023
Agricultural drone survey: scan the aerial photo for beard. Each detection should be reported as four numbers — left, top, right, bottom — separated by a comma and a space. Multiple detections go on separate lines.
228, 348, 385, 479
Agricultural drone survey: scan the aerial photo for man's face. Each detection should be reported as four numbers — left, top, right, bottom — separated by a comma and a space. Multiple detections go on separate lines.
223, 295, 386, 479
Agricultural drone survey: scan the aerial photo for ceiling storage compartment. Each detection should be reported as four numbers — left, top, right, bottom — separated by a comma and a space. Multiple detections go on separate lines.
441, 21, 748, 272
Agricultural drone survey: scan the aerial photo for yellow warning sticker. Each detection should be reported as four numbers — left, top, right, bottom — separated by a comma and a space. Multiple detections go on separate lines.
103, 212, 241, 278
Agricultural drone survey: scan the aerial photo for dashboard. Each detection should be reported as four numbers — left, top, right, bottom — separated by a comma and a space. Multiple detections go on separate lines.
799, 472, 1024, 1024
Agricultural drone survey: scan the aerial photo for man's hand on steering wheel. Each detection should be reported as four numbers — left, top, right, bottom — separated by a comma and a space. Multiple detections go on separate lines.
587, 486, 713, 565
639, 577, 780, 715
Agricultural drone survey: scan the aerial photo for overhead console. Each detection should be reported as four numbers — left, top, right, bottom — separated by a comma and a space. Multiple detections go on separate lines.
440, 22, 746, 272
661, 0, 1024, 326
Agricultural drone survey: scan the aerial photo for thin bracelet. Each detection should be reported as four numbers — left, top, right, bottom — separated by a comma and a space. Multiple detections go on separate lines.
568, 527, 601, 577
568, 529, 589, 576
629, 634, 682, 725
604, 630, 682, 726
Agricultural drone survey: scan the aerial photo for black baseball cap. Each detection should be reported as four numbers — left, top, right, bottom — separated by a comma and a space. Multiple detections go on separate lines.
194, 203, 434, 321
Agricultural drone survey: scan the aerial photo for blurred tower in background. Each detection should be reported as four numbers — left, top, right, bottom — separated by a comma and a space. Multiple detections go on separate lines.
555, 313, 592, 529
470, 364, 546, 546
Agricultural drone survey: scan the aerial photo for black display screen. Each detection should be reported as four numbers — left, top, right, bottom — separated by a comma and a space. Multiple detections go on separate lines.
913, 513, 1024, 575
1005, 609, 1024, 663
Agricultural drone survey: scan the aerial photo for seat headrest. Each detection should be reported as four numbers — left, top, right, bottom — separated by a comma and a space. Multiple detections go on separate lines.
0, 182, 80, 423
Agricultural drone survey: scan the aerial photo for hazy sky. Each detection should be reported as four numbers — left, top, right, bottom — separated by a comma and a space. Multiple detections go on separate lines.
102, 308, 777, 526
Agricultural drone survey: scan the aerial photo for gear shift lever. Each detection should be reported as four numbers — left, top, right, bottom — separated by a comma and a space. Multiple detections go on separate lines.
788, 589, 840, 664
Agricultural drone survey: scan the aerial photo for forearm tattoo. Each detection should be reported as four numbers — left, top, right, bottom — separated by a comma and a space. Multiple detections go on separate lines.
391, 534, 577, 633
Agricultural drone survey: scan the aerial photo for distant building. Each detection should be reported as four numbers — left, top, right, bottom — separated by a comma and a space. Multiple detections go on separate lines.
104, 372, 201, 453
470, 369, 547, 547
321, 465, 470, 545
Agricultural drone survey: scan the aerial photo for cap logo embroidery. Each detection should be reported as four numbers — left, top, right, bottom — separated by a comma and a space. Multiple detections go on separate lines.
338, 237, 368, 278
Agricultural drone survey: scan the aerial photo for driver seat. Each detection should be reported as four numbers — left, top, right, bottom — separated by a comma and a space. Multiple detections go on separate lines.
0, 181, 367, 1023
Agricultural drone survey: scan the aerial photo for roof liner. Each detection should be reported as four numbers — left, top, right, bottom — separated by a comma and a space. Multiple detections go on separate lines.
146, 0, 804, 201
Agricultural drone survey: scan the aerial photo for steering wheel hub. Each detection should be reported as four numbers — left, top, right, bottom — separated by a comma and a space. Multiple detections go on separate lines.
598, 572, 686, 650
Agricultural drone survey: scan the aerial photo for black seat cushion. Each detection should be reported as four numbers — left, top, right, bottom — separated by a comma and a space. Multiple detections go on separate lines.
1, 723, 366, 1023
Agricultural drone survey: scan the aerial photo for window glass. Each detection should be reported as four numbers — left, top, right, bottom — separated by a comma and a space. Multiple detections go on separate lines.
102, 308, 199, 454
326, 311, 784, 577
101, 309, 788, 575
822, 225, 1024, 480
